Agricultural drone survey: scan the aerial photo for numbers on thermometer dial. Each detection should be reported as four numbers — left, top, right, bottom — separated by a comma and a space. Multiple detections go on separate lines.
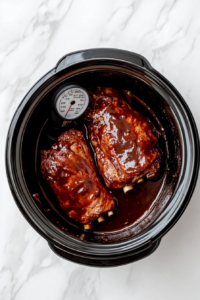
56, 87, 89, 120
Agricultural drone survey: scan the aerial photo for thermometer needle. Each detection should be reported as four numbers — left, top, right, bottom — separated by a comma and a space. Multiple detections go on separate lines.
65, 105, 72, 117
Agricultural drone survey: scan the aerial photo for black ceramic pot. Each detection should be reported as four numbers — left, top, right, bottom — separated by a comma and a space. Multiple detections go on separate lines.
6, 48, 199, 267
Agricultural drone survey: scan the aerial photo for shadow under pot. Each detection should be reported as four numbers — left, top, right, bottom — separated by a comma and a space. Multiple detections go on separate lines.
6, 48, 199, 267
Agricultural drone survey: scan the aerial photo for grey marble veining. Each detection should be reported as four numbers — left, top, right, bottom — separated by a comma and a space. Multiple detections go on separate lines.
0, 0, 200, 299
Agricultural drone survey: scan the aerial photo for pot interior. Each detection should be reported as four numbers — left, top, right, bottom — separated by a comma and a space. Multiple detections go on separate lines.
21, 67, 182, 244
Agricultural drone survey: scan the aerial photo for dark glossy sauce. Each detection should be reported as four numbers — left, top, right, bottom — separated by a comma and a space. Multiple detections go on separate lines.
40, 130, 115, 224
86, 88, 161, 180
37, 87, 167, 234
84, 88, 166, 232
95, 177, 165, 232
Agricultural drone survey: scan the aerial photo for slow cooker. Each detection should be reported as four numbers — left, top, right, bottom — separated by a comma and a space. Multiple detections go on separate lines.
6, 48, 199, 267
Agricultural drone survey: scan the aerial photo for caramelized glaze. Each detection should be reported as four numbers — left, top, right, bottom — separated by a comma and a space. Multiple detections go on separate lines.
40, 129, 115, 225
85, 87, 162, 189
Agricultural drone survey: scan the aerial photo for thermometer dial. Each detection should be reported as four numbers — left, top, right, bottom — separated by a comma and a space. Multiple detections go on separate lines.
53, 84, 90, 121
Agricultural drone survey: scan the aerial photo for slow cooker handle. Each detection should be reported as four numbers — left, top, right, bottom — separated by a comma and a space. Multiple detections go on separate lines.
55, 48, 152, 73
48, 239, 161, 267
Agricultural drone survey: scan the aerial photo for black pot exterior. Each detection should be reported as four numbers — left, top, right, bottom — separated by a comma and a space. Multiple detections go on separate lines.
6, 49, 200, 267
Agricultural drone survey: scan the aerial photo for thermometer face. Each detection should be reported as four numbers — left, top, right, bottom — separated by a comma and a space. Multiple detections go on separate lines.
53, 85, 90, 120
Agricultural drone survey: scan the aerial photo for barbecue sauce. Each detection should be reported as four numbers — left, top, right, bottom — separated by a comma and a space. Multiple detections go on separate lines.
38, 87, 167, 233
96, 177, 165, 232
83, 87, 166, 232
85, 87, 162, 189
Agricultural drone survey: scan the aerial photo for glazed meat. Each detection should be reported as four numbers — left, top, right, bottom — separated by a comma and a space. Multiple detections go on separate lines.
40, 129, 115, 227
85, 87, 162, 190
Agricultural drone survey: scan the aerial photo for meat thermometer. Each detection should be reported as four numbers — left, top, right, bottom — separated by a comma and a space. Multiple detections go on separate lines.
46, 84, 90, 140
51, 84, 90, 127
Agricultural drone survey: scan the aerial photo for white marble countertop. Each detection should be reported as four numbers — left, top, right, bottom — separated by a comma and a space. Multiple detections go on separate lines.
0, 0, 200, 299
